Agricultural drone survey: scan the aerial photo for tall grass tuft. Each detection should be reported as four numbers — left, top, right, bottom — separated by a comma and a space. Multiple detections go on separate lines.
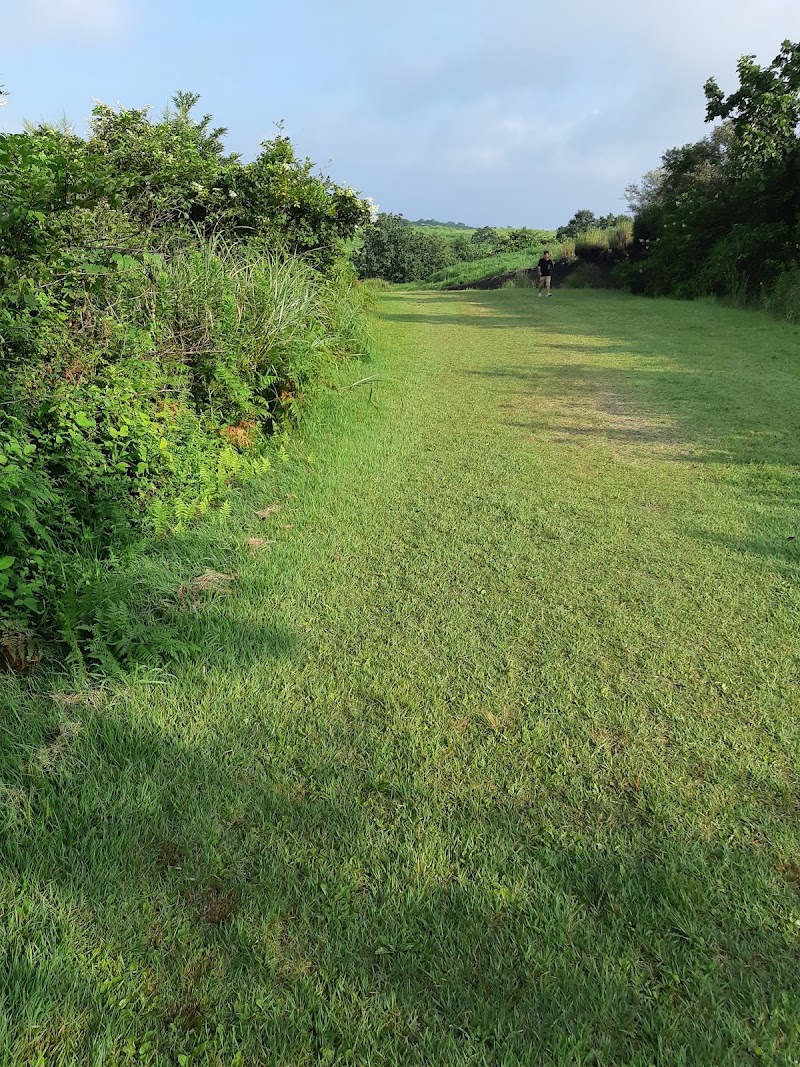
1, 236, 372, 658
608, 219, 634, 252
766, 267, 800, 323
575, 228, 610, 258
153, 240, 367, 421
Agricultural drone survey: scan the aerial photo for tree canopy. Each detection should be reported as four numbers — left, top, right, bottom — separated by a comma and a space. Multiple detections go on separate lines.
623, 40, 800, 313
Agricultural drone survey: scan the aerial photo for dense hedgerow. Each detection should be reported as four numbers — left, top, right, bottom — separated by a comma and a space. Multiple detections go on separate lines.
0, 94, 373, 657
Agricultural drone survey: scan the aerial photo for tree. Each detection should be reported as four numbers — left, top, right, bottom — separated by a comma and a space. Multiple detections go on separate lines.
234, 130, 371, 265
556, 209, 598, 240
557, 210, 631, 239
163, 90, 231, 160
354, 214, 450, 282
624, 169, 665, 215
704, 40, 800, 238
623, 105, 798, 300
704, 40, 800, 175
623, 124, 745, 296
470, 226, 499, 248
498, 227, 539, 251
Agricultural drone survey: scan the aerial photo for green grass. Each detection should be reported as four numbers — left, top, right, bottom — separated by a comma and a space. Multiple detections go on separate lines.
2, 290, 800, 1064
407, 250, 544, 289
410, 224, 477, 239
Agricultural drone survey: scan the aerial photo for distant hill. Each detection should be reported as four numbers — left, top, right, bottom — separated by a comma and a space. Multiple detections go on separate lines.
412, 218, 473, 230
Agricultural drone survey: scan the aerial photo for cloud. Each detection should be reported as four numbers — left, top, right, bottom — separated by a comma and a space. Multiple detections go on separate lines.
4, 0, 795, 227
613, 0, 797, 72
5, 0, 133, 44
315, 0, 798, 224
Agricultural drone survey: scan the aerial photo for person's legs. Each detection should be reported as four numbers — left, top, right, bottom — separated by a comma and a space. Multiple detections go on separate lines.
543, 275, 552, 295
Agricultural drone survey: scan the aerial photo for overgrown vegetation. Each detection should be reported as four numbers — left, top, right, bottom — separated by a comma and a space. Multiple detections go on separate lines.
354, 209, 638, 290
623, 40, 800, 319
556, 208, 631, 240
354, 214, 556, 284
0, 92, 372, 658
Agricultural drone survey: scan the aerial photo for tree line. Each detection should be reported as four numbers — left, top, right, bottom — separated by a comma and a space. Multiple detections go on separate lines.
623, 39, 800, 319
355, 39, 799, 316
354, 217, 556, 284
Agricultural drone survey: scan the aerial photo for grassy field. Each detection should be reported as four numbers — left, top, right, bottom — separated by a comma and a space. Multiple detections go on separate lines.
2, 290, 800, 1064
411, 224, 477, 239
409, 250, 544, 289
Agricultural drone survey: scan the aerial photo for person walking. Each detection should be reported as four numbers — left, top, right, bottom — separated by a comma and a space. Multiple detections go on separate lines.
537, 250, 554, 296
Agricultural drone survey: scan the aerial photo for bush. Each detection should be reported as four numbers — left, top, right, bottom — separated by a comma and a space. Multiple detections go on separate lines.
0, 94, 374, 660
0, 407, 59, 626
449, 235, 478, 263
766, 267, 800, 322
560, 262, 620, 289
471, 227, 499, 248
497, 228, 542, 252
354, 214, 451, 282
1, 240, 372, 653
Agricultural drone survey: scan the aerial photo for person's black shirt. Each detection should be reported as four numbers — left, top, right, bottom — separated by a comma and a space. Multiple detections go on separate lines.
538, 256, 553, 276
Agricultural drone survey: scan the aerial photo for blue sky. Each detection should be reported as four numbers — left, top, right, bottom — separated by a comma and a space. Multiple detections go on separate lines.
2, 0, 799, 228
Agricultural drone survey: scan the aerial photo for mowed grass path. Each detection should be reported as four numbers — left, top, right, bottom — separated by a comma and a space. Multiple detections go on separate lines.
2, 290, 800, 1065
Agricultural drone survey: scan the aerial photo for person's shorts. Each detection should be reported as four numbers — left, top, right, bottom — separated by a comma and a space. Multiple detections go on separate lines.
539, 274, 552, 290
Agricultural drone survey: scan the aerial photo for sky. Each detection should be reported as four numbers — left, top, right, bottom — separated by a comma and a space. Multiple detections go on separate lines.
2, 0, 799, 229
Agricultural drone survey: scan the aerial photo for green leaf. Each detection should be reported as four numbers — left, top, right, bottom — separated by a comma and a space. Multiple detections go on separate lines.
0, 556, 16, 570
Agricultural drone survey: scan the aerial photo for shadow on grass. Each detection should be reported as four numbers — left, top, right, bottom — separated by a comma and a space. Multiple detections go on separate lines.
33, 486, 302, 678
380, 310, 537, 331
461, 358, 796, 465
471, 363, 798, 581
691, 528, 800, 576
386, 288, 800, 581
2, 592, 798, 1056
3, 693, 799, 1063
379, 305, 577, 334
